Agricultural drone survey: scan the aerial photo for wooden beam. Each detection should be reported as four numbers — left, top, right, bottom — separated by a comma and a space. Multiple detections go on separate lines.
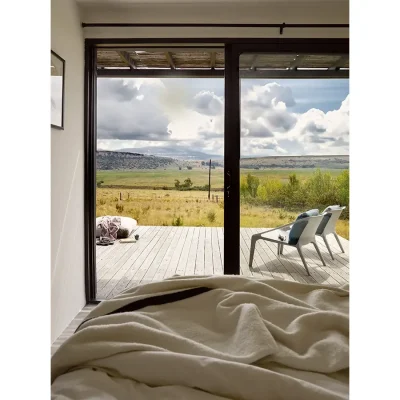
100, 46, 224, 53
328, 56, 348, 70
210, 52, 216, 69
97, 68, 224, 78
117, 51, 137, 69
250, 54, 258, 70
289, 54, 305, 70
240, 69, 349, 79
165, 52, 176, 69
97, 68, 348, 79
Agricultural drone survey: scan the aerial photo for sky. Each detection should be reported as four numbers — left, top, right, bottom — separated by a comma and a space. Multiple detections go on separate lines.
96, 77, 349, 158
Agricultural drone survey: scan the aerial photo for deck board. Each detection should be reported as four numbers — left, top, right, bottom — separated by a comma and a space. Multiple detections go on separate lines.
96, 226, 350, 299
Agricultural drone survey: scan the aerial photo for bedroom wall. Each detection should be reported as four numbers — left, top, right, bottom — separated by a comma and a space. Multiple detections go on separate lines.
79, 1, 349, 39
51, 0, 85, 343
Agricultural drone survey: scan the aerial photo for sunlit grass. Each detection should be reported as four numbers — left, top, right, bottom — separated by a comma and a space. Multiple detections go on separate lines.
96, 188, 349, 239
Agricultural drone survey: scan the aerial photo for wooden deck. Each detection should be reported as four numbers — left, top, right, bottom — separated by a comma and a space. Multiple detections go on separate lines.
96, 226, 349, 300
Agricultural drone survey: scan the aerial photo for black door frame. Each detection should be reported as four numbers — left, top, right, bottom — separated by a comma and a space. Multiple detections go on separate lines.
84, 38, 349, 303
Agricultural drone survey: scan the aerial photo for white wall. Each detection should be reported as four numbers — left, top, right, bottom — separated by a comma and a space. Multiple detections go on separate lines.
80, 1, 349, 39
51, 0, 85, 343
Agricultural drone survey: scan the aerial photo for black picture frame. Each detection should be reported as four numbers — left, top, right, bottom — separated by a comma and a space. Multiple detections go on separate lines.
51, 50, 65, 130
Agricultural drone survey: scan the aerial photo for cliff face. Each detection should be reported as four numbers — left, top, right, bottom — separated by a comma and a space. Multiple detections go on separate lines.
96, 151, 178, 170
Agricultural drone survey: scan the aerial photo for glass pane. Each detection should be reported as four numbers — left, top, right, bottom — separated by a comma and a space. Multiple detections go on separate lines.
240, 53, 349, 284
96, 76, 224, 299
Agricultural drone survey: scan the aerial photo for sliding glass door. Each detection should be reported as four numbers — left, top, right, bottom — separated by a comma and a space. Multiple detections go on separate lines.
85, 39, 349, 301
223, 41, 349, 278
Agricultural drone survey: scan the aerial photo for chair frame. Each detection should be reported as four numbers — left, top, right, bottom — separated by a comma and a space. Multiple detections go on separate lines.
249, 215, 326, 276
316, 207, 346, 260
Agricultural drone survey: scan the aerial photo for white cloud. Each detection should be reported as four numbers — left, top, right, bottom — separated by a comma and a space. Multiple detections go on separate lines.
281, 95, 350, 154
192, 91, 224, 116
242, 82, 296, 111
96, 78, 349, 157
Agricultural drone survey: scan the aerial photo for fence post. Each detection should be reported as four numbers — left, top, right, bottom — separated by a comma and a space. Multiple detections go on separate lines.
128, 192, 129, 200
120, 192, 122, 201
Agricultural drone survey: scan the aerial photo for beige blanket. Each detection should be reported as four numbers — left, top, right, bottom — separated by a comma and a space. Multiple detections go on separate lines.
51, 275, 349, 400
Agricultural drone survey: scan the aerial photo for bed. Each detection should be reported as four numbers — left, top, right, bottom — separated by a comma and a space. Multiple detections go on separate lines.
51, 275, 349, 400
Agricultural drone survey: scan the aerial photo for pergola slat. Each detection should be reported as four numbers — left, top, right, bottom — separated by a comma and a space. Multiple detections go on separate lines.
250, 54, 258, 70
97, 68, 349, 79
97, 49, 349, 76
328, 56, 348, 70
289, 55, 305, 70
210, 52, 216, 69
165, 52, 176, 69
117, 51, 137, 70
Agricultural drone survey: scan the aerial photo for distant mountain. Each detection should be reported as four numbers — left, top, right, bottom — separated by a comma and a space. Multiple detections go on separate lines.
240, 155, 349, 169
97, 150, 179, 170
97, 150, 349, 171
115, 146, 223, 161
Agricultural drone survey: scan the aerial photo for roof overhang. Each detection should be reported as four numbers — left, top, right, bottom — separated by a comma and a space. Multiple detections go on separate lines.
96, 45, 349, 79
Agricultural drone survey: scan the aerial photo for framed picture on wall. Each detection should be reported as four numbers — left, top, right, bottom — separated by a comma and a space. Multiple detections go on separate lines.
51, 50, 65, 130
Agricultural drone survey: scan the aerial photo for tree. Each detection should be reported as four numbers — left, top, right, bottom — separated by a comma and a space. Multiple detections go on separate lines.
97, 180, 104, 188
174, 179, 181, 189
183, 178, 193, 188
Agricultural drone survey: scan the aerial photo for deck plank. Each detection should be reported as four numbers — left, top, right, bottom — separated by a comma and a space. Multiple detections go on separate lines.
242, 228, 282, 280
176, 227, 195, 277
96, 227, 154, 286
164, 227, 189, 279
97, 226, 152, 278
132, 227, 174, 287
185, 227, 200, 276
96, 226, 349, 299
217, 227, 224, 270
106, 226, 165, 299
211, 228, 223, 275
248, 228, 296, 282
204, 227, 213, 275
141, 227, 175, 284
194, 227, 205, 275
153, 227, 185, 281
240, 228, 268, 278
239, 230, 254, 277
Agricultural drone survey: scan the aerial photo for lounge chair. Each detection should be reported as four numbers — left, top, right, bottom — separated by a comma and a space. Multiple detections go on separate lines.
249, 214, 326, 276
316, 206, 346, 260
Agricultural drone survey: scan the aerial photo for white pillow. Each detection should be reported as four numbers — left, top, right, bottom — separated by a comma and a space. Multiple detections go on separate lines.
96, 216, 137, 238
322, 205, 341, 213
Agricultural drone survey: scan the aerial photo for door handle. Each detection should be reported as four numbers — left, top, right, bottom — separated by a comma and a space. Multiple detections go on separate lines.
225, 169, 232, 198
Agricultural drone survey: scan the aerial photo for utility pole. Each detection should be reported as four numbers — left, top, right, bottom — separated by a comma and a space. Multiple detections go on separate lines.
208, 159, 211, 200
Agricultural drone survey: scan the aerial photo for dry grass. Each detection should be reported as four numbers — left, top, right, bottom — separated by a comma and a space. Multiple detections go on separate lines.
97, 188, 349, 240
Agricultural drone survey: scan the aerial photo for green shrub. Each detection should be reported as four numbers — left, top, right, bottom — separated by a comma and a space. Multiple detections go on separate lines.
247, 174, 260, 198
207, 211, 216, 223
241, 168, 350, 219
183, 178, 193, 188
172, 216, 184, 226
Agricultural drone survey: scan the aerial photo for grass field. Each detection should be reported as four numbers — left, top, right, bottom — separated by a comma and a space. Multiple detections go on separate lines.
96, 168, 347, 189
96, 186, 349, 239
